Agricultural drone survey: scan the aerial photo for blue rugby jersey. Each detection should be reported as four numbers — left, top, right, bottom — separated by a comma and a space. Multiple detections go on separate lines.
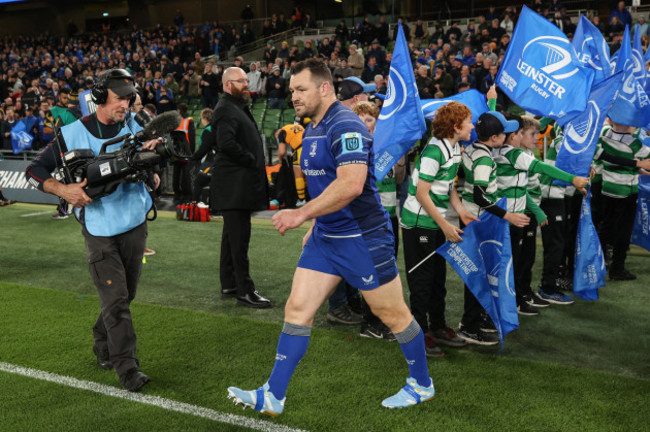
301, 101, 390, 234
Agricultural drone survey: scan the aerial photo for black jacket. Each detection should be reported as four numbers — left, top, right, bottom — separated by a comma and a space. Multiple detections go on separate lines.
211, 93, 268, 211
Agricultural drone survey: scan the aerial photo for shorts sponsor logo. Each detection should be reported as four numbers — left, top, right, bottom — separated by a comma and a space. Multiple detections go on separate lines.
275, 354, 287, 361
419, 236, 428, 243
362, 275, 374, 285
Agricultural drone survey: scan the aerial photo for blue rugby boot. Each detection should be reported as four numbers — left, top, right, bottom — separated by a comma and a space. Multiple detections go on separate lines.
381, 377, 435, 408
227, 382, 285, 417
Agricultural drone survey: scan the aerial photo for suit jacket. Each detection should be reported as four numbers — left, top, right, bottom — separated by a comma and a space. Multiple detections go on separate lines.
211, 93, 269, 211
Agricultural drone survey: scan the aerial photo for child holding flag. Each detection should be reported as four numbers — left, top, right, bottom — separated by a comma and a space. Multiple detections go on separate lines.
401, 101, 478, 355
493, 115, 589, 312
458, 110, 530, 344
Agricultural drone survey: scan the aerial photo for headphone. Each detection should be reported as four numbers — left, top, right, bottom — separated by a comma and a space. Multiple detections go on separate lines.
91, 68, 136, 106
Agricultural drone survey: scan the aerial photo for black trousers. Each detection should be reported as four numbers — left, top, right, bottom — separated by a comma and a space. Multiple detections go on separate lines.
591, 181, 604, 236
510, 224, 528, 304
540, 198, 566, 292
563, 194, 583, 274
83, 222, 146, 377
403, 226, 448, 332
220, 210, 255, 296
172, 161, 192, 203
520, 213, 538, 294
600, 194, 638, 273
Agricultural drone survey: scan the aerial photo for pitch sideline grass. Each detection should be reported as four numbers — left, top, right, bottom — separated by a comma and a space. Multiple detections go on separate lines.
1, 282, 648, 432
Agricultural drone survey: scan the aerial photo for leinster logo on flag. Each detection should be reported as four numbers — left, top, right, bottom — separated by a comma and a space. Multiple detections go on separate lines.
518, 36, 580, 100
479, 240, 515, 297
563, 101, 600, 154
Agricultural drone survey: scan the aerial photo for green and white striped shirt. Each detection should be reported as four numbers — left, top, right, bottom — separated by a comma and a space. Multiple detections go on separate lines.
526, 149, 542, 206
595, 126, 650, 198
401, 137, 461, 230
461, 142, 498, 217
539, 136, 566, 200
376, 169, 397, 217
494, 145, 538, 213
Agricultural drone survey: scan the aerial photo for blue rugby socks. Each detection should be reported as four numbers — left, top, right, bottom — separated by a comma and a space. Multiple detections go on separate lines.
267, 322, 311, 400
394, 318, 432, 387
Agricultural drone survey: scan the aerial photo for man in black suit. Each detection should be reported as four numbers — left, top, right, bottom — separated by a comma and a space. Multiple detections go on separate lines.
212, 67, 271, 308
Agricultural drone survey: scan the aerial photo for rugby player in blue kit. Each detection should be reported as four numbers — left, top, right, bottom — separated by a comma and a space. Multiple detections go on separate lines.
227, 58, 433, 416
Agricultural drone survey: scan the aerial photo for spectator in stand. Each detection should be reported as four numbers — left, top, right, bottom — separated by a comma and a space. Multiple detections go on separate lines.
266, 65, 286, 109
374, 74, 387, 95
489, 18, 506, 43
335, 20, 349, 45
367, 39, 387, 68
278, 41, 290, 60
180, 66, 200, 100
473, 55, 490, 83
481, 42, 498, 64
264, 40, 278, 63
247, 63, 263, 101
460, 45, 476, 67
429, 21, 445, 44
155, 79, 175, 113
303, 13, 316, 29
455, 65, 476, 92
240, 23, 254, 45
411, 19, 430, 47
548, 0, 564, 13
318, 38, 334, 59
485, 5, 500, 22
592, 15, 606, 34
301, 40, 316, 60
446, 21, 462, 43
500, 13, 514, 34
261, 20, 273, 38
432, 64, 454, 97
200, 63, 220, 108
563, 17, 576, 36
433, 50, 449, 72
361, 56, 380, 83
415, 65, 433, 99
394, 17, 411, 41
610, 1, 632, 28
333, 58, 354, 86
608, 16, 625, 42
498, 33, 511, 53
477, 15, 489, 32
448, 55, 463, 82
376, 16, 390, 45
291, 7, 303, 28
633, 16, 648, 38
165, 73, 180, 98
277, 14, 289, 32
552, 11, 565, 31
348, 44, 365, 77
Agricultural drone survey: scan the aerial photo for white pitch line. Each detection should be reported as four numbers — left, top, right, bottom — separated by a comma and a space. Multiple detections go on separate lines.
0, 362, 307, 432
20, 211, 53, 217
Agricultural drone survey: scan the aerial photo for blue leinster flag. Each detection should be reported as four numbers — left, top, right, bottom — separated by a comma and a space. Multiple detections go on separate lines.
421, 90, 488, 144
374, 23, 426, 182
497, 6, 594, 121
609, 26, 650, 127
10, 120, 33, 154
554, 71, 622, 183
573, 190, 605, 301
572, 15, 612, 84
436, 198, 518, 348
631, 176, 650, 252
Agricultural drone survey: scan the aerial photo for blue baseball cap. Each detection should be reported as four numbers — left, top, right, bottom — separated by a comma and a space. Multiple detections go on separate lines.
476, 111, 519, 137
344, 76, 377, 92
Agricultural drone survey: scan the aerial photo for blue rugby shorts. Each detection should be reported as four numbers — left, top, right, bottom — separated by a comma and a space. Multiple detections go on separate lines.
297, 223, 398, 290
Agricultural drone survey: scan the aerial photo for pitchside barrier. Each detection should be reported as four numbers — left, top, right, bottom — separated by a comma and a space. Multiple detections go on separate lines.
0, 159, 58, 204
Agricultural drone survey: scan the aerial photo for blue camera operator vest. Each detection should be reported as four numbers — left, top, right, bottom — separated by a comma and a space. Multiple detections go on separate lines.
61, 114, 153, 237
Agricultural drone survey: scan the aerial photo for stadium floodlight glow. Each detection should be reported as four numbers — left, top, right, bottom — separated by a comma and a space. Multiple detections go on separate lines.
103, 12, 109, 17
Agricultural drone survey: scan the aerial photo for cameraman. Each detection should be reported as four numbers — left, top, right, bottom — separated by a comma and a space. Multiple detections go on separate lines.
25, 69, 162, 392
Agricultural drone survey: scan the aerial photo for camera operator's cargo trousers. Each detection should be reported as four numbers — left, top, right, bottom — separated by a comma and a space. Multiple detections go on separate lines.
82, 222, 147, 377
